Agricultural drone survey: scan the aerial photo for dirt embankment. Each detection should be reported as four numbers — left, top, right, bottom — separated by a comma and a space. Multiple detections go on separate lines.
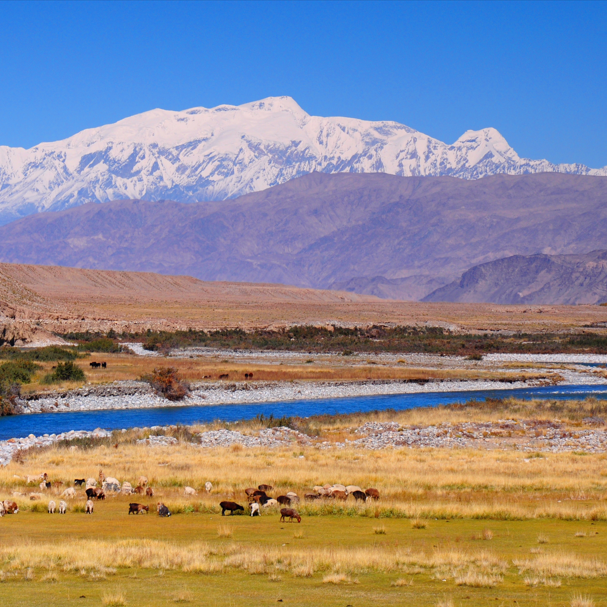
1, 262, 607, 345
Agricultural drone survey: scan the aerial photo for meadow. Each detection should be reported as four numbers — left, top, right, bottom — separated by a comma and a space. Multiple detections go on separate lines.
2, 397, 607, 606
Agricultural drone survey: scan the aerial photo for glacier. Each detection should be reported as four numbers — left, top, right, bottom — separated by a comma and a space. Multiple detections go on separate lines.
0, 95, 605, 225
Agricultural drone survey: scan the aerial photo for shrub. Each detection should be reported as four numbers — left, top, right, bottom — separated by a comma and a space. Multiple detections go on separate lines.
42, 361, 86, 384
0, 345, 78, 361
77, 338, 122, 353
142, 367, 190, 401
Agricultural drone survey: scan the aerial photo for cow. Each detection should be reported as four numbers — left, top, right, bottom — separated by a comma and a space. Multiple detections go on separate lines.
101, 362, 107, 369
157, 502, 171, 517
250, 503, 260, 517
128, 503, 149, 515
219, 501, 244, 516
244, 372, 254, 380
365, 488, 380, 501
89, 362, 100, 369
85, 500, 94, 514
48, 500, 56, 514
145, 487, 154, 497
277, 495, 291, 506
74, 479, 86, 487
59, 501, 67, 514
352, 490, 367, 502
279, 508, 301, 523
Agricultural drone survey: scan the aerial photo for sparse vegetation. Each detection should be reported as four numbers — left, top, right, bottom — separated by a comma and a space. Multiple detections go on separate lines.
141, 367, 190, 401
41, 360, 86, 384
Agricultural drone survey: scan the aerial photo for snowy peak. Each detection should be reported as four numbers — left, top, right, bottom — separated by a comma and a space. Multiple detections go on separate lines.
0, 97, 605, 225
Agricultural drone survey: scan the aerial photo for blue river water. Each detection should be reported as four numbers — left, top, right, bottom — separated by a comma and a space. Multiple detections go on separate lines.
1, 384, 606, 441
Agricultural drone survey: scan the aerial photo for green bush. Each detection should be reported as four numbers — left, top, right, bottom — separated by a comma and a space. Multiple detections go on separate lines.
42, 361, 86, 384
0, 345, 78, 362
0, 360, 40, 384
77, 338, 122, 353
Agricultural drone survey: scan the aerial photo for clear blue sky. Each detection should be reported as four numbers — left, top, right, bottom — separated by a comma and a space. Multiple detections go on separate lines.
1, 0, 605, 167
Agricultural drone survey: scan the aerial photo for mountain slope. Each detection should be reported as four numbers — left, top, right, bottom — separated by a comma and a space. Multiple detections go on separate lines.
1, 96, 606, 224
423, 250, 607, 305
0, 172, 606, 301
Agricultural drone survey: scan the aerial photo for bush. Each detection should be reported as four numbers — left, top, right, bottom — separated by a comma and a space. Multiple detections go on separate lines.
42, 361, 86, 384
0, 345, 78, 362
142, 367, 190, 401
77, 338, 122, 353
0, 383, 23, 416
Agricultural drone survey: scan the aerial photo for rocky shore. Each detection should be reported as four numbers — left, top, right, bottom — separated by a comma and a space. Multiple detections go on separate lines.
18, 377, 546, 415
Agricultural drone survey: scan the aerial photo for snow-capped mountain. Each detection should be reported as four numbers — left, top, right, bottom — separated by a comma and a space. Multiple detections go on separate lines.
0, 96, 605, 224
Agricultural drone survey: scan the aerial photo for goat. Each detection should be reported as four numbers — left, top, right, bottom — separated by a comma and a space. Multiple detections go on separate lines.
205, 481, 213, 493
365, 488, 380, 501
59, 501, 67, 514
279, 508, 301, 523
85, 500, 94, 514
128, 503, 149, 515
352, 490, 367, 502
250, 503, 260, 517
74, 479, 86, 487
146, 487, 154, 497
48, 500, 56, 514
277, 495, 291, 506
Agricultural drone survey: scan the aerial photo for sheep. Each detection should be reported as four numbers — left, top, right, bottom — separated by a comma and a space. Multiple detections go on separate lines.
286, 492, 299, 503
250, 503, 260, 517
48, 500, 56, 514
365, 488, 380, 501
102, 477, 121, 492
329, 484, 347, 494
59, 501, 67, 514
134, 485, 145, 494
121, 482, 133, 495
61, 488, 76, 499
85, 500, 94, 514
0, 502, 5, 517
263, 498, 278, 508
352, 490, 367, 502
331, 490, 347, 501
313, 485, 326, 494
279, 508, 301, 523
85, 478, 97, 489
39, 481, 51, 491
277, 495, 291, 506
258, 484, 273, 492
244, 487, 258, 497
219, 501, 244, 516
345, 485, 363, 495
205, 481, 213, 493
184, 486, 197, 496
304, 493, 321, 501
138, 476, 148, 487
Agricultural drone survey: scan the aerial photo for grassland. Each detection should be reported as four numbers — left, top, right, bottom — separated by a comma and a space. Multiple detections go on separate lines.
3, 398, 607, 605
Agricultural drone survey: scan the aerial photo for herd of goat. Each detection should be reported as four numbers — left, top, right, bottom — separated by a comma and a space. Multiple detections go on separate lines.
1, 472, 380, 523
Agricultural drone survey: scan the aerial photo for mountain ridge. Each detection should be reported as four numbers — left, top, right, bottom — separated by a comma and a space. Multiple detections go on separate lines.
1, 96, 606, 225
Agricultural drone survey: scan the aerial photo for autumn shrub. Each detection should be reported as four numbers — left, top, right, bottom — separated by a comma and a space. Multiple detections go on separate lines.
142, 367, 190, 401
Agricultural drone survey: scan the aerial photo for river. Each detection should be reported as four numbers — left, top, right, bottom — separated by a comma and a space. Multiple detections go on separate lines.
1, 384, 606, 441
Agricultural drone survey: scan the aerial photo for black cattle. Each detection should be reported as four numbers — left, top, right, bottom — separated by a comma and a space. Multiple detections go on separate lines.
89, 362, 101, 369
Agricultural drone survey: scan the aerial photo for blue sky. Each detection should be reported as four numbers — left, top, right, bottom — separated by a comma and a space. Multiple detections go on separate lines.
1, 0, 605, 167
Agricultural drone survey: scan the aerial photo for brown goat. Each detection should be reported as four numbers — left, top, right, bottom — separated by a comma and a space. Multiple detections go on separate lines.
365, 488, 380, 500
279, 508, 301, 523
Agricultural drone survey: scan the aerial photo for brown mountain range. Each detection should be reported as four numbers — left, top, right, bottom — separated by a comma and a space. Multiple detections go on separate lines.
0, 172, 606, 301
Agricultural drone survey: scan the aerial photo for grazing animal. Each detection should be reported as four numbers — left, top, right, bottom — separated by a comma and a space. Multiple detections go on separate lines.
59, 501, 67, 514
102, 477, 121, 492
85, 478, 97, 489
218, 373, 229, 379
258, 484, 273, 492
352, 490, 367, 502
252, 490, 267, 498
121, 482, 133, 495
52, 481, 64, 488
48, 500, 56, 514
85, 500, 94, 514
86, 488, 105, 500
101, 362, 107, 369
244, 487, 257, 497
0, 502, 5, 517
74, 479, 86, 486
29, 494, 41, 500
365, 488, 380, 501
23, 473, 46, 484
277, 495, 291, 506
286, 492, 299, 503
129, 503, 149, 515
138, 476, 148, 487
250, 494, 269, 505
304, 493, 320, 501
3, 501, 19, 514
279, 508, 301, 523
134, 485, 145, 495
205, 481, 213, 493
263, 499, 278, 508
89, 361, 101, 369
331, 490, 347, 501
250, 503, 260, 517
345, 485, 363, 495
146, 487, 154, 497
219, 501, 244, 516
313, 486, 328, 496
329, 484, 347, 494
85, 488, 96, 499
157, 502, 171, 517
184, 486, 197, 496
40, 481, 51, 491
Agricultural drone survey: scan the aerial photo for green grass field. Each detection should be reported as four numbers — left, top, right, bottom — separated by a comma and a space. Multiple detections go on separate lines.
2, 498, 607, 606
